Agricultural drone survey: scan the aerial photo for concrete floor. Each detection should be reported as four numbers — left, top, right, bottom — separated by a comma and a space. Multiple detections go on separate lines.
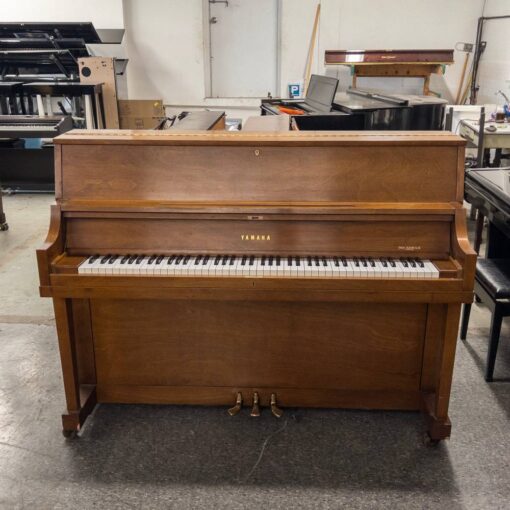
1, 194, 510, 509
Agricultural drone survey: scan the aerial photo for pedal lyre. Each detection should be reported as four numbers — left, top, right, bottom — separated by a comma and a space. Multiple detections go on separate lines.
270, 393, 283, 418
250, 392, 261, 417
228, 392, 243, 416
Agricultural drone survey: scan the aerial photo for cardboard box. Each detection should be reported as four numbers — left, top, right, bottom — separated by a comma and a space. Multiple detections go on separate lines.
118, 99, 165, 117
119, 116, 165, 130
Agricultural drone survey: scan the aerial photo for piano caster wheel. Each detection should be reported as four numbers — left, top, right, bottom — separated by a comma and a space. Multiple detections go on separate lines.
270, 393, 283, 418
250, 392, 261, 417
423, 433, 440, 447
0, 223, 8, 231
62, 429, 78, 439
228, 392, 243, 416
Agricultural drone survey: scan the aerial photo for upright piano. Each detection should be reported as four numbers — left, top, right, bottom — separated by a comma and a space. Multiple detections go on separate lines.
38, 129, 475, 441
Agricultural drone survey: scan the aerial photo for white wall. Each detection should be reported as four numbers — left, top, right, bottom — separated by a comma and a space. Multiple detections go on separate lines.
122, 0, 507, 119
2, 0, 509, 118
0, 0, 124, 28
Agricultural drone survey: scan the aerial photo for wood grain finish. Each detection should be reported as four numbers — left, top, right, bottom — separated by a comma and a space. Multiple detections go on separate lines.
60, 145, 459, 203
64, 216, 452, 258
92, 300, 425, 391
38, 130, 475, 441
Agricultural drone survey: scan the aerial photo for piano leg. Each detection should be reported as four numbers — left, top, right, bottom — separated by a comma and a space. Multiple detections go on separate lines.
420, 303, 461, 442
0, 193, 7, 231
53, 298, 97, 437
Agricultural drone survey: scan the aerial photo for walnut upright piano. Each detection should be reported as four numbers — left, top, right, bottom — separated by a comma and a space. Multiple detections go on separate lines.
38, 129, 475, 441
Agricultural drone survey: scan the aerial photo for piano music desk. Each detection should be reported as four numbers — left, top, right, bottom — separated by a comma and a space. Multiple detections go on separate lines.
38, 130, 475, 442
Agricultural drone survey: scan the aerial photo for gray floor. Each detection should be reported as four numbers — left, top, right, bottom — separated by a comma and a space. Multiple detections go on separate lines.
1, 194, 510, 510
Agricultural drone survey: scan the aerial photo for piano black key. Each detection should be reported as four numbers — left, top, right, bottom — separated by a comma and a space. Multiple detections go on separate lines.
221, 255, 229, 265
276, 256, 281, 266
229, 255, 236, 265
100, 254, 111, 264
321, 257, 327, 267
360, 257, 367, 267
167, 255, 176, 264
183, 255, 190, 264
340, 256, 347, 267
155, 255, 164, 265
307, 256, 312, 267
202, 255, 210, 265
175, 255, 183, 265
388, 257, 396, 268
408, 258, 416, 268
314, 256, 320, 267
416, 258, 424, 268
261, 255, 266, 266
368, 257, 375, 267
400, 258, 409, 268
108, 255, 118, 264
333, 256, 339, 267
241, 255, 247, 265
288, 256, 293, 266
120, 255, 130, 264
268, 256, 273, 266
296, 256, 301, 266
135, 255, 145, 264
380, 257, 388, 268
354, 257, 359, 267
194, 255, 203, 265
148, 255, 156, 264
249, 255, 255, 266
128, 255, 137, 264
89, 254, 100, 263
214, 255, 221, 265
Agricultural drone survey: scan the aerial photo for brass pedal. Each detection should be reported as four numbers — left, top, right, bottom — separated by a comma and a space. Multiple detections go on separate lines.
250, 392, 261, 417
228, 392, 243, 416
270, 393, 283, 418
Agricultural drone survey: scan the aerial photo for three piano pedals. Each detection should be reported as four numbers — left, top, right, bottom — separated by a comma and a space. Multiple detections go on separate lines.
228, 392, 284, 419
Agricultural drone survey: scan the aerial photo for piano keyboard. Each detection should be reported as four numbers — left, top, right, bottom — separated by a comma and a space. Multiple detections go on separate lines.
78, 254, 440, 278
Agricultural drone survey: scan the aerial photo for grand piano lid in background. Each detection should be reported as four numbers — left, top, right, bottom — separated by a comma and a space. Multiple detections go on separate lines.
466, 168, 510, 209
333, 89, 409, 112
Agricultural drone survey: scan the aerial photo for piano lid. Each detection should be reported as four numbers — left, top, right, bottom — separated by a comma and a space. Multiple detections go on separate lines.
55, 129, 465, 146
333, 91, 408, 112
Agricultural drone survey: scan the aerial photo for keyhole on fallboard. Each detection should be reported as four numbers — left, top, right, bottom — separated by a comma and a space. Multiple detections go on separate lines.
254, 149, 260, 156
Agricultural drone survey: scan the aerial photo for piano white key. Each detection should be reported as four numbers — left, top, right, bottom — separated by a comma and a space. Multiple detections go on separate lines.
372, 260, 385, 278
96, 254, 112, 275
79, 255, 99, 274
152, 255, 167, 275
167, 254, 181, 275
110, 256, 125, 275
423, 260, 440, 278
317, 257, 328, 277
288, 257, 299, 278
350, 258, 361, 277
287, 256, 294, 278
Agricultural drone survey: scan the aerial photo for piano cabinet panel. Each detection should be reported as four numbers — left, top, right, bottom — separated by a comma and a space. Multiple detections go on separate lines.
64, 216, 452, 258
60, 144, 460, 203
90, 299, 426, 403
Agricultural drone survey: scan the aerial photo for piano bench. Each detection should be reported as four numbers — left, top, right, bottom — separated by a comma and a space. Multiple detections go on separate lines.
460, 258, 510, 381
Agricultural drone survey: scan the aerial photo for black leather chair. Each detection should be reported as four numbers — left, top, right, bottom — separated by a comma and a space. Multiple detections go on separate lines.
460, 258, 510, 381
